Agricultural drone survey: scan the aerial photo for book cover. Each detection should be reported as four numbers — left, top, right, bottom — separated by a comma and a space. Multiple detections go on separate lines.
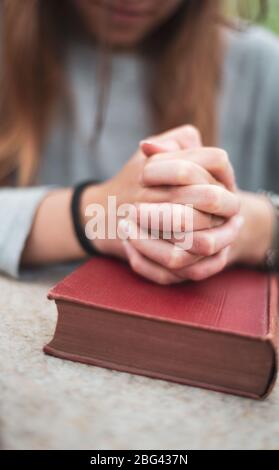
44, 257, 278, 399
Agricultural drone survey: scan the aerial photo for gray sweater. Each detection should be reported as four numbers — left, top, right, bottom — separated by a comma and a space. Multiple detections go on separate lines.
1, 25, 279, 277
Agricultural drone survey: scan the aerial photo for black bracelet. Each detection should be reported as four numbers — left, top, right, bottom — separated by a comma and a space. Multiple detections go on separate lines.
71, 180, 100, 257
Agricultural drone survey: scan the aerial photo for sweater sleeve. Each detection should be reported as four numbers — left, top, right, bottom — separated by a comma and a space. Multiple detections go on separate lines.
0, 186, 55, 278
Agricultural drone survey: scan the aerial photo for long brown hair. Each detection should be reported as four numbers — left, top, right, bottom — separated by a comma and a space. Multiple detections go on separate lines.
0, 0, 267, 185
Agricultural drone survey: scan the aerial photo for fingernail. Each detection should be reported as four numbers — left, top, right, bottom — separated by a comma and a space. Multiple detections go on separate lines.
140, 140, 158, 157
140, 140, 154, 147
118, 219, 132, 239
140, 140, 156, 153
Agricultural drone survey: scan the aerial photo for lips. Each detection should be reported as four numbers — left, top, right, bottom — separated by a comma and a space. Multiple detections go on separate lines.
91, 0, 155, 18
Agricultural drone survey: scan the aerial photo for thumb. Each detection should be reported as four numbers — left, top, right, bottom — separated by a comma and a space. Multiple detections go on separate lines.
140, 139, 180, 157
140, 125, 202, 158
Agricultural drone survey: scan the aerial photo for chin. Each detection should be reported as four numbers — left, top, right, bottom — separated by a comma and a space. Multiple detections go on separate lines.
94, 29, 149, 48
108, 34, 145, 48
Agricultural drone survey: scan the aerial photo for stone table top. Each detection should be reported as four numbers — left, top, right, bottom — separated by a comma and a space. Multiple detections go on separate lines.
1, 265, 279, 450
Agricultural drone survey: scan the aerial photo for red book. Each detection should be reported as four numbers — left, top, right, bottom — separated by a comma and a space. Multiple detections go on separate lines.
44, 257, 278, 399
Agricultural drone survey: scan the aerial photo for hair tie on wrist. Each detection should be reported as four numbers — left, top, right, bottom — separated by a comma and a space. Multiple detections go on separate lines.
259, 190, 279, 271
71, 180, 100, 257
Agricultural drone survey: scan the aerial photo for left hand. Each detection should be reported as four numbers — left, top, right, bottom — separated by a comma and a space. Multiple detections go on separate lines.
119, 128, 242, 284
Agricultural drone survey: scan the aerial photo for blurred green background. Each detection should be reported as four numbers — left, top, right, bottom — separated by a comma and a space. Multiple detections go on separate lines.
228, 0, 279, 33
263, 0, 279, 33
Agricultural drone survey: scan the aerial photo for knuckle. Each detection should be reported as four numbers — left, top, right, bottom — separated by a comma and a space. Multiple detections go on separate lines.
225, 193, 240, 217
213, 149, 236, 183
130, 256, 141, 272
184, 125, 201, 140
169, 186, 180, 203
219, 249, 229, 269
142, 162, 157, 180
166, 247, 185, 269
215, 148, 229, 167
157, 271, 173, 285
204, 186, 222, 213
219, 258, 227, 271
177, 161, 190, 183
187, 267, 205, 282
139, 185, 148, 199
197, 233, 215, 256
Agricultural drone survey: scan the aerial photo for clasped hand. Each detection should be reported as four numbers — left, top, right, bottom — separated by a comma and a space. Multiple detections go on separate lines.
94, 125, 243, 284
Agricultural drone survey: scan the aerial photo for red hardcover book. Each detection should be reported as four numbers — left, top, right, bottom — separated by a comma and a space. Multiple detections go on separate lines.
44, 257, 278, 399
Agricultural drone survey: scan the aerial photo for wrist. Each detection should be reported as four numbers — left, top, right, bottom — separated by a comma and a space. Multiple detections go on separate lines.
81, 181, 109, 254
82, 181, 108, 215
260, 191, 279, 270
231, 191, 275, 266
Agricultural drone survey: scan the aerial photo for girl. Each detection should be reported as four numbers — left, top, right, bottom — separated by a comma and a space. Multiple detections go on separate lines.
0, 0, 278, 284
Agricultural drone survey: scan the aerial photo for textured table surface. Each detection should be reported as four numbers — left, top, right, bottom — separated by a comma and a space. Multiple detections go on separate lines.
1, 265, 279, 450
